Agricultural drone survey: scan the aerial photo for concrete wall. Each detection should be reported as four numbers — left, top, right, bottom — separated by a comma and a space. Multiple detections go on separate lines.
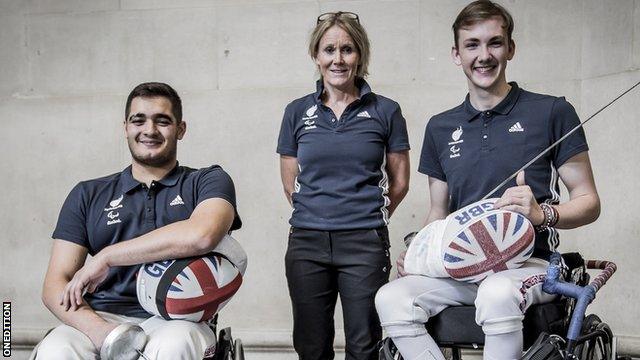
1, 0, 639, 358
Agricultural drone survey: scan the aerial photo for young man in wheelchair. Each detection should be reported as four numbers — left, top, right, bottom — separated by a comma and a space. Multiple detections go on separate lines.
374, 1, 600, 359
32, 82, 244, 359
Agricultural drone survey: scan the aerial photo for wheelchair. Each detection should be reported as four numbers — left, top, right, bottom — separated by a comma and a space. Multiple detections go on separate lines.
379, 252, 630, 360
204, 314, 245, 360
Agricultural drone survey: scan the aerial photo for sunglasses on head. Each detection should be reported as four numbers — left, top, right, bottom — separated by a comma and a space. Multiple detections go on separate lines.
316, 11, 360, 24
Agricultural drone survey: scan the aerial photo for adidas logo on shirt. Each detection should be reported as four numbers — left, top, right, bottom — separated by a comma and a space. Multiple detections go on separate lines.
357, 110, 371, 118
170, 195, 185, 206
508, 122, 524, 133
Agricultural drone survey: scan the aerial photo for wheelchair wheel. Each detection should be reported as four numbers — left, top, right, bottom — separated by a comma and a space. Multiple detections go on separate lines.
378, 337, 403, 360
214, 327, 233, 360
573, 314, 613, 360
232, 339, 245, 360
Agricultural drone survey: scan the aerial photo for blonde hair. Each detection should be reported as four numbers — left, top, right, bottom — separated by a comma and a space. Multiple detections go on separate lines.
308, 12, 370, 78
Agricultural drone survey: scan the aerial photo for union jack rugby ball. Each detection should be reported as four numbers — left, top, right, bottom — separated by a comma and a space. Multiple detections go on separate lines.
137, 237, 244, 322
441, 198, 534, 283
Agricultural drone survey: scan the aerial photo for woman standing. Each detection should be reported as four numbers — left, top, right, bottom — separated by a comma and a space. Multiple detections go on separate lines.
277, 12, 411, 360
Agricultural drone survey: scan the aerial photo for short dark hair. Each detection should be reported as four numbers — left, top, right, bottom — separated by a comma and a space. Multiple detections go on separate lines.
125, 82, 183, 122
452, 0, 514, 48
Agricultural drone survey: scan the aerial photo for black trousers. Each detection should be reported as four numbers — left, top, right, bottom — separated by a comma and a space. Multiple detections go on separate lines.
285, 227, 391, 360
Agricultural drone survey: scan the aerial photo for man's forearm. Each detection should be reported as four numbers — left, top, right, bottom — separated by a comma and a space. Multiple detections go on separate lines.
60, 199, 235, 311
99, 198, 235, 268
42, 278, 113, 348
424, 207, 448, 227
554, 193, 600, 229
100, 217, 226, 268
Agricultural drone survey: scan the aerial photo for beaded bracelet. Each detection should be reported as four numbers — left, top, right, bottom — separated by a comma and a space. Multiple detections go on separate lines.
536, 203, 559, 232
549, 204, 559, 227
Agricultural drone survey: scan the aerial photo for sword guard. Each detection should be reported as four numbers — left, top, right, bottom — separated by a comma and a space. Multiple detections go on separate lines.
100, 323, 148, 360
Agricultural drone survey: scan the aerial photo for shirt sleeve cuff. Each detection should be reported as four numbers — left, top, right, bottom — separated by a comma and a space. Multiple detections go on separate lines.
555, 144, 589, 168
417, 165, 446, 182
276, 147, 297, 156
387, 144, 411, 153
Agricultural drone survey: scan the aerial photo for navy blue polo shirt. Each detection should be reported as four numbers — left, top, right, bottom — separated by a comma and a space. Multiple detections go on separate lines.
52, 164, 242, 318
277, 78, 410, 230
419, 83, 588, 259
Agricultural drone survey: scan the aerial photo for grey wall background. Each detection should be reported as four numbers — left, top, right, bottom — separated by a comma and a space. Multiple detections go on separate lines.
1, 0, 639, 358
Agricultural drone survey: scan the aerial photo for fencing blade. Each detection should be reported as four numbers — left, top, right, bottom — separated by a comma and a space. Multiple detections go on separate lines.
481, 80, 640, 200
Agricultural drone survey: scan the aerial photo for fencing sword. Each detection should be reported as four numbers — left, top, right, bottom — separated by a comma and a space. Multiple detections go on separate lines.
136, 349, 151, 360
481, 80, 640, 200
100, 323, 149, 360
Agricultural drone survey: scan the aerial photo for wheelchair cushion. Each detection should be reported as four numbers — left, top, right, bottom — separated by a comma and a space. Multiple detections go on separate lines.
427, 306, 484, 346
427, 301, 566, 349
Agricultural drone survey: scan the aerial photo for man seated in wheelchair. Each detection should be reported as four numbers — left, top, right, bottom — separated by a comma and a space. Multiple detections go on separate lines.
374, 1, 600, 359
32, 82, 246, 360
